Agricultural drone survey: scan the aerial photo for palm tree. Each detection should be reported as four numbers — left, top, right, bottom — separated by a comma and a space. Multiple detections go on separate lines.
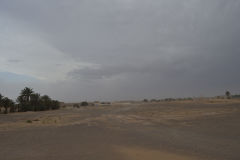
18, 87, 34, 111
41, 95, 52, 110
2, 97, 11, 114
51, 100, 60, 110
16, 95, 25, 112
0, 88, 61, 113
225, 91, 231, 99
30, 93, 41, 111
20, 87, 34, 102
0, 94, 3, 113
30, 93, 40, 105
9, 100, 15, 113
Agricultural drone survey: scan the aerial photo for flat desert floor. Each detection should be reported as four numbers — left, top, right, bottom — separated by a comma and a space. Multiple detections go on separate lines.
1, 99, 240, 160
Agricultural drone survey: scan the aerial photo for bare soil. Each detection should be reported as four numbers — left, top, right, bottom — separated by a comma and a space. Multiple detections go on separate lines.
1, 99, 240, 160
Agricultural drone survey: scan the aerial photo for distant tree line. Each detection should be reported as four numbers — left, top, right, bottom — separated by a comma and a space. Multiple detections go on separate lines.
0, 87, 60, 114
225, 91, 240, 99
143, 97, 193, 102
143, 91, 240, 103
216, 91, 240, 99
232, 94, 240, 99
73, 101, 89, 108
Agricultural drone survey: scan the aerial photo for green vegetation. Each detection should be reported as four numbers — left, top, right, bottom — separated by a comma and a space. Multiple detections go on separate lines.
0, 87, 60, 114
26, 120, 32, 123
143, 99, 148, 102
1, 97, 15, 114
225, 91, 231, 99
232, 94, 240, 99
81, 101, 89, 106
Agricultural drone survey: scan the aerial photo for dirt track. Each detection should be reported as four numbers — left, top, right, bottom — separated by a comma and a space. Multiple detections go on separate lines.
1, 100, 240, 160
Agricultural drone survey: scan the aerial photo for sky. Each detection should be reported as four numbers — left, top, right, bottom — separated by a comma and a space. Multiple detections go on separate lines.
0, 0, 240, 102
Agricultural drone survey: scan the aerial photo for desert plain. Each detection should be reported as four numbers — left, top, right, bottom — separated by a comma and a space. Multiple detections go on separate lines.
0, 99, 240, 160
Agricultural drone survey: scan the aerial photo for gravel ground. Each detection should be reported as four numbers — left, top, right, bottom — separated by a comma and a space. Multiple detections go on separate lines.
0, 100, 240, 160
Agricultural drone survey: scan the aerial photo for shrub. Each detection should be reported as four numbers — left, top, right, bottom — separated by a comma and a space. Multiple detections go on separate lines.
81, 101, 88, 106
143, 99, 148, 102
26, 120, 32, 123
73, 104, 80, 108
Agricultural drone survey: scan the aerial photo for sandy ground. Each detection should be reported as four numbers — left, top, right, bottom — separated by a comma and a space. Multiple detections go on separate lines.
0, 99, 240, 160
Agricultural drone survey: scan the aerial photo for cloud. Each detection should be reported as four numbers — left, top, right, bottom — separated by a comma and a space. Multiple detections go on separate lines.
0, 0, 240, 101
0, 14, 97, 82
7, 59, 22, 63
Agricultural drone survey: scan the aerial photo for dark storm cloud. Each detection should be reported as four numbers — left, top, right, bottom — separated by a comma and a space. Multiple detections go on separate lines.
8, 59, 22, 63
0, 0, 240, 101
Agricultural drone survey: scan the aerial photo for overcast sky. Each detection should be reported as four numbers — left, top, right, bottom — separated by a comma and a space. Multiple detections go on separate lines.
0, 0, 240, 102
